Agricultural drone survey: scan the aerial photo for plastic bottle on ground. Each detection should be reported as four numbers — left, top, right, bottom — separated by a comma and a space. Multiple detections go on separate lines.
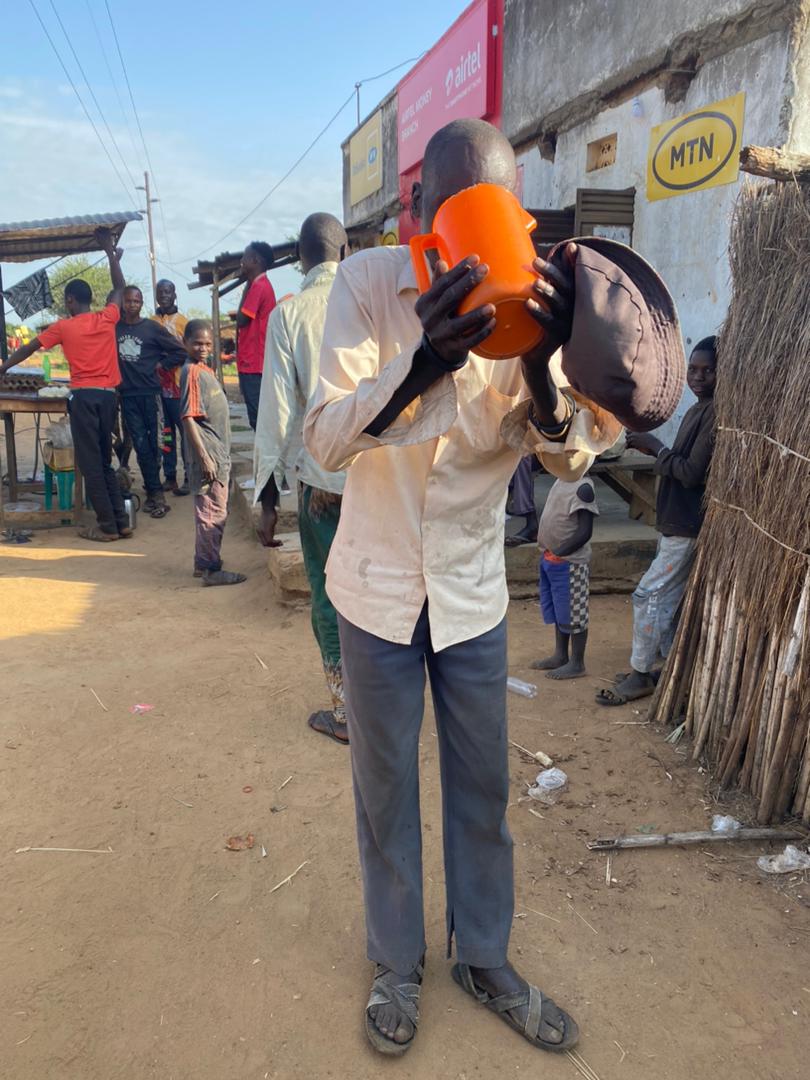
528, 767, 568, 805
507, 677, 537, 699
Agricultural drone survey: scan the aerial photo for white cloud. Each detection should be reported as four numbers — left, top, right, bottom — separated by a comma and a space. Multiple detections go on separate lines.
1, 80, 343, 303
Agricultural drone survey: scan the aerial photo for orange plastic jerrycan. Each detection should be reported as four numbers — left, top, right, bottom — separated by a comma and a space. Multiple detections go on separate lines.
409, 183, 542, 361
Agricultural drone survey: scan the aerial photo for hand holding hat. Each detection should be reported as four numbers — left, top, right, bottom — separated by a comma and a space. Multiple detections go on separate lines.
548, 237, 686, 433
522, 244, 577, 367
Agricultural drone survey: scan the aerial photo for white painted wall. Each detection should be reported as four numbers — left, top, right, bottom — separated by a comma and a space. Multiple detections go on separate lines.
517, 31, 791, 442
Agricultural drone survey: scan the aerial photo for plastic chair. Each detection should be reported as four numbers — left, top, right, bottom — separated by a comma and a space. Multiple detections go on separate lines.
44, 466, 75, 511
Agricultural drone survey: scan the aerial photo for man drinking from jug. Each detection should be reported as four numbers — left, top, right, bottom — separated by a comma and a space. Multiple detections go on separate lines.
305, 117, 683, 1057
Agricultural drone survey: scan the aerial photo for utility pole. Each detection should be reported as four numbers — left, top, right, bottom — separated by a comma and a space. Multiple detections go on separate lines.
136, 170, 158, 304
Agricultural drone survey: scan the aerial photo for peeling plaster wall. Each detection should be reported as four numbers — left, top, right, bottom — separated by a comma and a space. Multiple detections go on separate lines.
518, 31, 793, 441
503, 0, 799, 145
785, 4, 810, 150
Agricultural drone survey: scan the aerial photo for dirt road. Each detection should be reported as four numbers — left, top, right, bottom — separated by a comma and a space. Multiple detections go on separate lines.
1, 498, 808, 1079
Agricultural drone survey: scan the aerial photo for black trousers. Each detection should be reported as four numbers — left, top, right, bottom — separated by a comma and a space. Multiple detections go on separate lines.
238, 371, 262, 430
68, 388, 127, 535
160, 395, 187, 484
121, 393, 162, 496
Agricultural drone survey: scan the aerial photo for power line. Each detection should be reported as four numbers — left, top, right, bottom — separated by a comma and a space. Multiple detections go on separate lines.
84, 0, 143, 176
47, 0, 140, 192
183, 87, 357, 262
181, 54, 423, 265
155, 256, 193, 284
27, 0, 138, 212
104, 0, 174, 261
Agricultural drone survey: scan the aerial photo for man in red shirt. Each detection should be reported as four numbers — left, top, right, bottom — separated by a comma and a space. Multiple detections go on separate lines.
235, 241, 276, 429
1, 229, 130, 541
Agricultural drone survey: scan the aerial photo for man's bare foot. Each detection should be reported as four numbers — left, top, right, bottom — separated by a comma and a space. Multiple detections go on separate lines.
530, 653, 567, 671
201, 569, 246, 586
546, 659, 585, 680
467, 962, 569, 1046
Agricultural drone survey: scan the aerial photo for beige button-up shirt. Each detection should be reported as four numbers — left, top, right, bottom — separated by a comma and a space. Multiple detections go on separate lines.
304, 245, 620, 651
253, 262, 345, 500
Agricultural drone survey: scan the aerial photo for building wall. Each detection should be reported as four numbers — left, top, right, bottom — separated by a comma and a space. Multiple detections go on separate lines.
502, 0, 800, 145
341, 91, 401, 231
518, 30, 793, 441
786, 9, 810, 151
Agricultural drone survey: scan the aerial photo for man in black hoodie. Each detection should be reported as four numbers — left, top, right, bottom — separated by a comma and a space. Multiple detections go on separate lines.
117, 285, 188, 517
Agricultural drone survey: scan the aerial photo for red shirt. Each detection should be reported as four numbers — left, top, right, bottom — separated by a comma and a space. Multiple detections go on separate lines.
236, 274, 276, 374
38, 304, 121, 389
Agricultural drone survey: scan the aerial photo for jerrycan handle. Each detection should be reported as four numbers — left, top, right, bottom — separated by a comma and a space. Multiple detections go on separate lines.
523, 209, 538, 235
409, 233, 452, 294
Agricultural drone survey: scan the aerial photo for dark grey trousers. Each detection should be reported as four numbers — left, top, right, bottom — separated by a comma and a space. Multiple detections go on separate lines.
338, 606, 514, 974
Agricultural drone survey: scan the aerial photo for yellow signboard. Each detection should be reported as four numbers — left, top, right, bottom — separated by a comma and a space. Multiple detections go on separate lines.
647, 93, 745, 202
350, 111, 383, 206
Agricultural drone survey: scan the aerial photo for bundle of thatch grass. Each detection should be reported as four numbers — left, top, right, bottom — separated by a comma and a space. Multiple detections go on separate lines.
652, 177, 810, 823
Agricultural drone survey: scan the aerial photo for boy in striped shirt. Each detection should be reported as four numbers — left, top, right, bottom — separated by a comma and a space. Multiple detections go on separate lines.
179, 320, 246, 586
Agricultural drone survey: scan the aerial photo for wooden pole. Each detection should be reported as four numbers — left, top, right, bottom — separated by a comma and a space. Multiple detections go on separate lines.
0, 263, 8, 363
739, 145, 810, 183
211, 267, 223, 385
137, 171, 158, 305
588, 826, 805, 851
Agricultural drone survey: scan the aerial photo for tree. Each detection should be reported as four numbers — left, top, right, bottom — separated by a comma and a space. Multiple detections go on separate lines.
46, 258, 145, 319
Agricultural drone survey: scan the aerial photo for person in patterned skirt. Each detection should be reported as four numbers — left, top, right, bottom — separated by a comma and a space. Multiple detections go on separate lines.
531, 475, 598, 680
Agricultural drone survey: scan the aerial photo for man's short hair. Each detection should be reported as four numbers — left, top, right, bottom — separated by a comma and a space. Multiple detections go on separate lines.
123, 285, 143, 298
64, 279, 92, 305
298, 213, 347, 267
183, 318, 213, 341
693, 336, 718, 362
248, 241, 274, 270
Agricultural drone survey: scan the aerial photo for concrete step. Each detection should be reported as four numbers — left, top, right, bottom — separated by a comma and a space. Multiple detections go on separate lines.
265, 532, 310, 602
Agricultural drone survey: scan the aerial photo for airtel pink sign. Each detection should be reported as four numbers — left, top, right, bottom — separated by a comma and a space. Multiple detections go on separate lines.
397, 0, 497, 174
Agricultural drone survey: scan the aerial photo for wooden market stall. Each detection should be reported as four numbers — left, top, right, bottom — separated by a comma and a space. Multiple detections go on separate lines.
0, 211, 141, 528
189, 242, 298, 382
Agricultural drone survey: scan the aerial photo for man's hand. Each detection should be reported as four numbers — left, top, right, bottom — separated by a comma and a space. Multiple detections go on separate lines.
200, 454, 218, 483
415, 255, 496, 367
522, 243, 576, 367
626, 432, 664, 457
256, 504, 282, 548
94, 226, 116, 254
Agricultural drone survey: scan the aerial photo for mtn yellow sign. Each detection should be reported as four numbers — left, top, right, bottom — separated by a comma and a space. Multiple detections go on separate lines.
647, 93, 745, 202
349, 111, 383, 206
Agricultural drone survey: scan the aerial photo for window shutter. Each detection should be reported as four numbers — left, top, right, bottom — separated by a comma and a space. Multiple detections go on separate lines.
527, 208, 576, 254
574, 188, 636, 244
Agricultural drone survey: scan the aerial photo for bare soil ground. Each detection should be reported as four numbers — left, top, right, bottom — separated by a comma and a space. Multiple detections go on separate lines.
1, 496, 809, 1080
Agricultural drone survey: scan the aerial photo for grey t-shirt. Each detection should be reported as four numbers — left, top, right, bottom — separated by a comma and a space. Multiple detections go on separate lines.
537, 478, 599, 564
179, 362, 231, 493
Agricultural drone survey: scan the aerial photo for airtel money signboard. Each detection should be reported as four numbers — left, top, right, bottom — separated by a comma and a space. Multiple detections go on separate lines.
397, 0, 500, 176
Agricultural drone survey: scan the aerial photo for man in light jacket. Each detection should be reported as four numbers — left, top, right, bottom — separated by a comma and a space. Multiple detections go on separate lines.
254, 213, 350, 744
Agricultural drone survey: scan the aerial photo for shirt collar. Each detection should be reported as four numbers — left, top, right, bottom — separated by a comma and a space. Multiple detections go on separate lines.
396, 247, 418, 294
300, 261, 338, 291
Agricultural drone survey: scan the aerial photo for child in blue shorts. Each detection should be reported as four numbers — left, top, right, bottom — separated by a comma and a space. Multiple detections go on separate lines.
531, 476, 598, 680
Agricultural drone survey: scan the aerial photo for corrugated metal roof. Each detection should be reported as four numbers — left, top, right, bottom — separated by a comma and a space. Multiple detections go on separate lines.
0, 211, 142, 263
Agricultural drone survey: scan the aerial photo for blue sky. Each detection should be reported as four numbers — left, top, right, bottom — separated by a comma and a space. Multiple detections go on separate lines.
1, 0, 469, 308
